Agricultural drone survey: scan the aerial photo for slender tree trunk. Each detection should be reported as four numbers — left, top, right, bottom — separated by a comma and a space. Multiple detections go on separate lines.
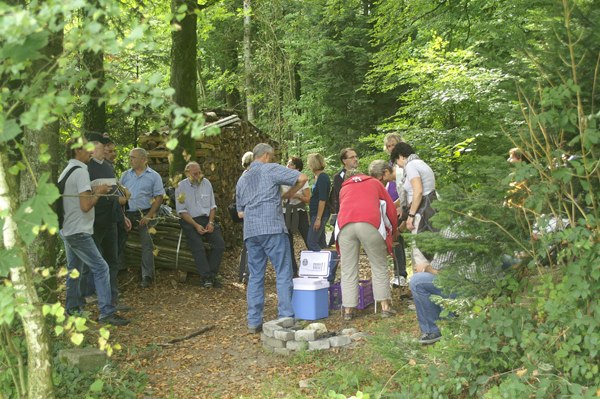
169, 0, 199, 176
82, 1, 106, 134
243, 0, 255, 122
1, 150, 54, 399
19, 28, 63, 303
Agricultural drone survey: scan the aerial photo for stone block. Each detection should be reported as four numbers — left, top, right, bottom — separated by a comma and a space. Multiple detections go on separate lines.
308, 338, 331, 351
59, 348, 107, 372
273, 347, 293, 356
278, 317, 296, 328
286, 340, 308, 351
263, 321, 284, 338
262, 343, 275, 353
329, 335, 352, 347
305, 323, 327, 334
274, 329, 296, 341
350, 332, 369, 341
262, 335, 286, 349
341, 328, 358, 336
295, 329, 317, 342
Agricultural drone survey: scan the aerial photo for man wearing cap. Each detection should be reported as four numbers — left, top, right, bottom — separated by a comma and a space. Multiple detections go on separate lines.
120, 147, 165, 288
175, 162, 225, 288
81, 132, 131, 310
59, 136, 129, 325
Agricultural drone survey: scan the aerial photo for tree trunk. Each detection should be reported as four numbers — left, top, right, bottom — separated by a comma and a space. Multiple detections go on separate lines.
0, 150, 54, 399
82, 0, 107, 134
169, 0, 199, 176
243, 0, 255, 122
19, 28, 63, 304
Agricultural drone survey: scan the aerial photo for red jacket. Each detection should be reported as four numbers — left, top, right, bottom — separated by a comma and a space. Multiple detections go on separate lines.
337, 174, 398, 253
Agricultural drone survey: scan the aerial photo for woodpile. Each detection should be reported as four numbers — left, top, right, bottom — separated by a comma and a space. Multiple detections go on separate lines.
125, 109, 279, 275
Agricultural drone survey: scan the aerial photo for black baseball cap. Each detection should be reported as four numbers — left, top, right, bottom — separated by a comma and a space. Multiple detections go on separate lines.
85, 131, 111, 144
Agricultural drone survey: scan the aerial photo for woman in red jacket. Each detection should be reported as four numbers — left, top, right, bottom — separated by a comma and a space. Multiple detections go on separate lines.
336, 170, 398, 320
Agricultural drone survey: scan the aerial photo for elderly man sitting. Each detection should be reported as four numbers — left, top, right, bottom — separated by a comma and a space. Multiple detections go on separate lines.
176, 162, 225, 288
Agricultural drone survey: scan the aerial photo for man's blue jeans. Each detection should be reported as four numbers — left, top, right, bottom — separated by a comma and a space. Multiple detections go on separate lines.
80, 223, 119, 305
60, 232, 115, 318
409, 272, 446, 334
245, 233, 294, 328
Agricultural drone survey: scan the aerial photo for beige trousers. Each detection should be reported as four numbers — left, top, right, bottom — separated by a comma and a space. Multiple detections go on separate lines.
338, 222, 391, 308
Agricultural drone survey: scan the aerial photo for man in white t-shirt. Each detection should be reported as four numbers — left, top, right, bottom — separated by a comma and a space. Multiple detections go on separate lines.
59, 137, 130, 326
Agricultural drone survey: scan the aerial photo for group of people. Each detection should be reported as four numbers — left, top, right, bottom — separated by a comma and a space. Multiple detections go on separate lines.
59, 133, 226, 326
59, 133, 448, 345
234, 138, 445, 345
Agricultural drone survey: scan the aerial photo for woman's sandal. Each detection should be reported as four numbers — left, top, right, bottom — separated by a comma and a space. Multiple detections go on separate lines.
380, 308, 397, 319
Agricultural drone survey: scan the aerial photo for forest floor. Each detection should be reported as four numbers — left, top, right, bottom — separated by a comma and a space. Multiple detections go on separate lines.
109, 242, 419, 399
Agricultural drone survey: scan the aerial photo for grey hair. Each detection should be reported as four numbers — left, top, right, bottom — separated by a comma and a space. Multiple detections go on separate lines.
253, 143, 274, 159
241, 151, 254, 168
185, 161, 201, 172
368, 160, 392, 179
131, 147, 148, 159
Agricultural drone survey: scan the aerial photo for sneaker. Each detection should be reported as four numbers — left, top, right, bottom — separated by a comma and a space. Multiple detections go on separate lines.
391, 276, 400, 288
418, 332, 442, 345
99, 313, 130, 326
140, 276, 152, 288
397, 276, 408, 287
248, 324, 262, 334
203, 280, 213, 289
211, 278, 222, 288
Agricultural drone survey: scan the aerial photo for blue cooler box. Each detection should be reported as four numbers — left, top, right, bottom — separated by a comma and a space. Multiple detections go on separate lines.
292, 251, 331, 320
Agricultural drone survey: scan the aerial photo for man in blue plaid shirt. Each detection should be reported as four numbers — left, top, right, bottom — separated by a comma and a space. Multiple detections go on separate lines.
236, 143, 308, 333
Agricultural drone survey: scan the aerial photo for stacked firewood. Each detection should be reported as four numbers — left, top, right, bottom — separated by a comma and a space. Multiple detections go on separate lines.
125, 110, 278, 275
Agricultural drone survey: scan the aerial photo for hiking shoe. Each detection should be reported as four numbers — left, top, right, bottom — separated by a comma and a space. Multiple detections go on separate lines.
99, 313, 130, 326
140, 276, 152, 288
211, 278, 222, 288
248, 324, 262, 334
203, 280, 213, 289
418, 332, 442, 345
115, 304, 133, 312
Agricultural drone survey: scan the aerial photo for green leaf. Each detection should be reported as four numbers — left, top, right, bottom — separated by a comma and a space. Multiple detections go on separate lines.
0, 248, 21, 277
0, 117, 21, 142
70, 332, 84, 346
166, 138, 178, 150
89, 379, 104, 393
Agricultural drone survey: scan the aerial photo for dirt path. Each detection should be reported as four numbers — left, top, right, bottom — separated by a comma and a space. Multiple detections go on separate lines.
111, 250, 417, 398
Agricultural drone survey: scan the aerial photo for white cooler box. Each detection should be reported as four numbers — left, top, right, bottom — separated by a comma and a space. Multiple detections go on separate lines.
292, 251, 331, 320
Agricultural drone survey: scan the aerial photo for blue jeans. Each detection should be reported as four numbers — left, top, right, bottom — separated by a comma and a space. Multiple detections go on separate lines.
409, 272, 451, 334
307, 215, 327, 251
245, 233, 294, 328
60, 232, 115, 318
81, 223, 120, 304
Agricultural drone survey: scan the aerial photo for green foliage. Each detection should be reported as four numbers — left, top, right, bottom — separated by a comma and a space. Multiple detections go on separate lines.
52, 355, 147, 399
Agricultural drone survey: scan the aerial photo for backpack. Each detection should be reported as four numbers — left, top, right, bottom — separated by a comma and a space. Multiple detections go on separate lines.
56, 166, 81, 229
